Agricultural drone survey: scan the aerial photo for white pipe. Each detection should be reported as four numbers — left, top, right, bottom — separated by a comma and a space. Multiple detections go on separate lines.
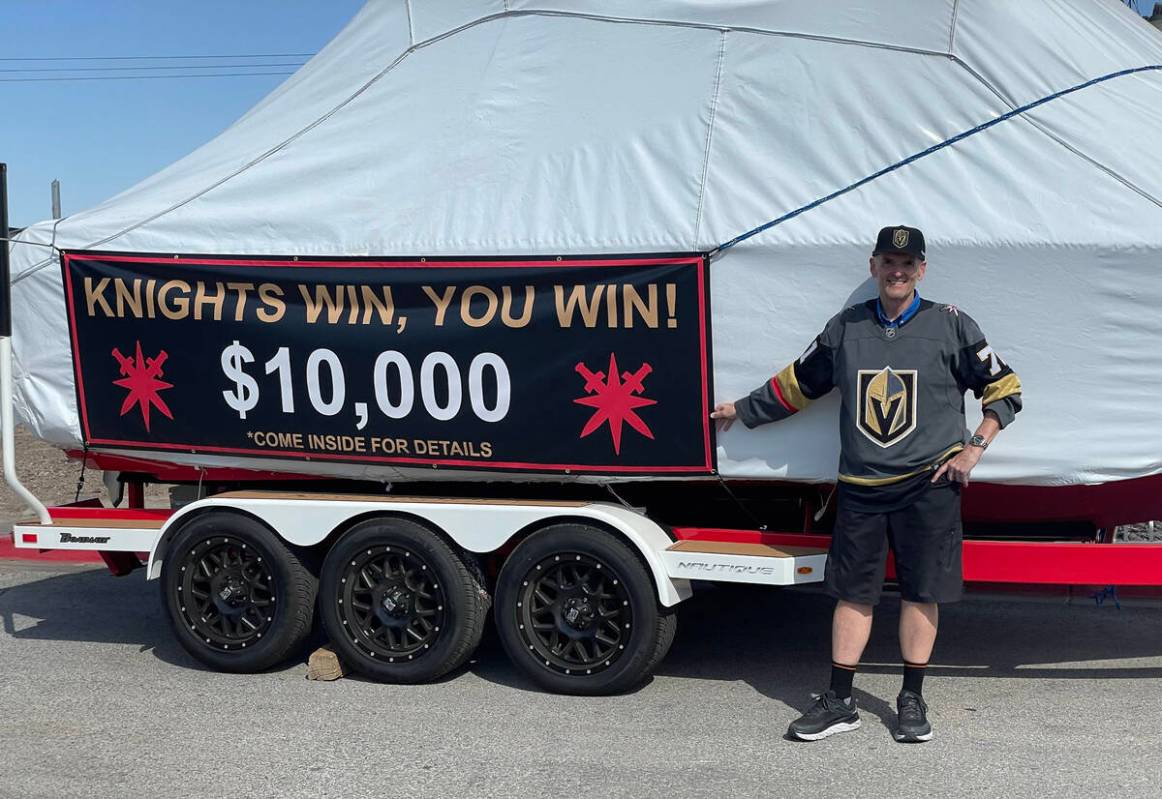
1, 336, 51, 524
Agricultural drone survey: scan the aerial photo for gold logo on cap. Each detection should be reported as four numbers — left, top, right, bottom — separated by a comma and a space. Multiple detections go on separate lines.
893, 228, 910, 249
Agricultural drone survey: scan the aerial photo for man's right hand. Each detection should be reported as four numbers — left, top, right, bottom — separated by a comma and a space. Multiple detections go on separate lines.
711, 402, 737, 432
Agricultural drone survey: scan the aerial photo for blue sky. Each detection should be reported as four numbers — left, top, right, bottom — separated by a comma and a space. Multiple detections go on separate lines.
1, 1, 364, 227
2, 1, 1157, 228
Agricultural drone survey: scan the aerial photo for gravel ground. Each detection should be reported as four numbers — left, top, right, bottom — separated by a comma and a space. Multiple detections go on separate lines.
1, 560, 1160, 799
0, 427, 168, 528
0, 427, 95, 521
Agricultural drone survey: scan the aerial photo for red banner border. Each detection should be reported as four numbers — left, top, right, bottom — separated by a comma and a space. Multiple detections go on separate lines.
61, 251, 715, 476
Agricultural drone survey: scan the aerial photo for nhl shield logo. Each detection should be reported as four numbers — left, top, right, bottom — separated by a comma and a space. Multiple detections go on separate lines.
856, 367, 918, 448
893, 228, 910, 249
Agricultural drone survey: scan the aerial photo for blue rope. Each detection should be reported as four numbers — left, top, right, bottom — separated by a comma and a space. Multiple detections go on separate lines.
711, 64, 1162, 258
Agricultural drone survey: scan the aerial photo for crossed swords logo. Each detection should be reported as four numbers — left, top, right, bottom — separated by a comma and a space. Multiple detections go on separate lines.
573, 353, 657, 455
111, 341, 174, 432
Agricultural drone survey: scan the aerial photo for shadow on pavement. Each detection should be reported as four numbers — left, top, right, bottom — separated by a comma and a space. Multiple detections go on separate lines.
2, 565, 1160, 715
652, 582, 1162, 728
1, 565, 212, 672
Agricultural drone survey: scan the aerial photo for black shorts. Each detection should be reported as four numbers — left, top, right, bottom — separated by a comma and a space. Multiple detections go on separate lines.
824, 478, 963, 606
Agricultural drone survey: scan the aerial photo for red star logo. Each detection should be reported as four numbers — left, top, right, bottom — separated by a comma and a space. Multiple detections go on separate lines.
574, 353, 657, 455
111, 342, 174, 432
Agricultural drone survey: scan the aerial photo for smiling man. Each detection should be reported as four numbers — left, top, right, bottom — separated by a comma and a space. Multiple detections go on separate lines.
711, 225, 1022, 743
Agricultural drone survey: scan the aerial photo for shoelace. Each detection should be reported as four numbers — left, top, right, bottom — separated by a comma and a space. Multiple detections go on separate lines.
810, 692, 848, 716
898, 694, 925, 723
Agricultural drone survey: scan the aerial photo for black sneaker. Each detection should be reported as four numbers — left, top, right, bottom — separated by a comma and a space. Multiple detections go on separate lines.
787, 690, 861, 741
894, 690, 933, 742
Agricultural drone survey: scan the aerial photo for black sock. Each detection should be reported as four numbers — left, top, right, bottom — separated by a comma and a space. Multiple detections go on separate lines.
830, 662, 857, 700
903, 660, 927, 695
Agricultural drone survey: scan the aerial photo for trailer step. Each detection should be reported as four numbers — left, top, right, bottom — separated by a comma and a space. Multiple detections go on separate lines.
662, 540, 828, 586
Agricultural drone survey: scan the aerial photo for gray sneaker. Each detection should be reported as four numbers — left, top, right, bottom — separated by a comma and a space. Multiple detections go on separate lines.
894, 690, 933, 742
787, 690, 861, 741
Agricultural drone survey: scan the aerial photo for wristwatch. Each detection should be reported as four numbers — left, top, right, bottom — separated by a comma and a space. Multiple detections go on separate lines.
967, 434, 989, 450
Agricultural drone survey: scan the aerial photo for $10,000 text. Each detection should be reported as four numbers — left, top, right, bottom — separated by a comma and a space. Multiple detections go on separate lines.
220, 342, 511, 430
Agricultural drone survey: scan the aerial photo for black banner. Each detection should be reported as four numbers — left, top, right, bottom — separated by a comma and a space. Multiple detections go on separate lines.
62, 252, 714, 475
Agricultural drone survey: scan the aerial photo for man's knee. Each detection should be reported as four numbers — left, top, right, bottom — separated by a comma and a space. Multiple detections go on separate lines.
836, 599, 874, 617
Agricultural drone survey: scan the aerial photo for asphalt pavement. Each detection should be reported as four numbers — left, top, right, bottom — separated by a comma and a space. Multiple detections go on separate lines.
1, 558, 1160, 799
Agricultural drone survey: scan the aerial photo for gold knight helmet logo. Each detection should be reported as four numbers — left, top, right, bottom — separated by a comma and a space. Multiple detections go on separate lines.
893, 228, 910, 249
857, 367, 918, 447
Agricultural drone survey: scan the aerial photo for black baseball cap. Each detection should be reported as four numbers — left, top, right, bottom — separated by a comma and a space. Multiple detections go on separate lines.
873, 225, 926, 260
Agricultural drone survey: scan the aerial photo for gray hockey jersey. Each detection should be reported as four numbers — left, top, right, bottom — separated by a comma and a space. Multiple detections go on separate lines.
734, 297, 1022, 486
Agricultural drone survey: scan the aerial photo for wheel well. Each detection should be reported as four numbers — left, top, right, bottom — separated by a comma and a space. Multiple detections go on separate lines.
309, 509, 482, 571
152, 506, 306, 578
499, 514, 662, 594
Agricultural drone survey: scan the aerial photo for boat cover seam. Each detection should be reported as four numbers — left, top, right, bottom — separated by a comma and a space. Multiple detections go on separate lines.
948, 55, 1162, 211
948, 0, 962, 55
711, 64, 1162, 257
692, 30, 728, 251
404, 0, 416, 47
516, 9, 951, 57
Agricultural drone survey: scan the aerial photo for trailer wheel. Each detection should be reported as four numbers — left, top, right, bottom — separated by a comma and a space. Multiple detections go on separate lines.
319, 518, 490, 683
495, 523, 675, 696
161, 512, 317, 672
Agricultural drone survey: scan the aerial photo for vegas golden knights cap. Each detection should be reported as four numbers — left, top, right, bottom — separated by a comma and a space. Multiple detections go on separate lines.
873, 225, 926, 259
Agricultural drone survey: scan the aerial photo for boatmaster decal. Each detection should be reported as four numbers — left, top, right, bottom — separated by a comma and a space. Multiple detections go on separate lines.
62, 252, 714, 475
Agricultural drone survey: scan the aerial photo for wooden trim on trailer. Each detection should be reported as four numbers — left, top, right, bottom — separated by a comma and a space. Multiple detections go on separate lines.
19, 517, 167, 530
667, 540, 826, 558
214, 491, 589, 507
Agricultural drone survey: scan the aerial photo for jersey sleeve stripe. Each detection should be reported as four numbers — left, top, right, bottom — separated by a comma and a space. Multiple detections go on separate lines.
769, 374, 797, 413
773, 364, 811, 411
982, 373, 1022, 407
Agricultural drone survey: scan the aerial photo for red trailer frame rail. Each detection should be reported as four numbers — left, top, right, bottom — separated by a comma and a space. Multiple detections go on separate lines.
673, 528, 1162, 586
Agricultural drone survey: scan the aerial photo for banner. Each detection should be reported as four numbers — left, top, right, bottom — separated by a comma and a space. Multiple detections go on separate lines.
62, 252, 714, 475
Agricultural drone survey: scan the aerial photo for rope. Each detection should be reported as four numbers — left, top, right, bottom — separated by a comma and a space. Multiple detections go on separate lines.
0, 237, 60, 250
73, 444, 89, 503
711, 64, 1162, 259
603, 482, 637, 512
715, 474, 767, 531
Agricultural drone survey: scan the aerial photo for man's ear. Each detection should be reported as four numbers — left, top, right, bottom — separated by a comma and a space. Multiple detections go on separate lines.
868, 256, 877, 278
917, 260, 927, 281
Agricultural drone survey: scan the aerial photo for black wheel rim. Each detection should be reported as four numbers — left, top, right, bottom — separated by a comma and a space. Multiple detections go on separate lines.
336, 545, 447, 662
515, 552, 633, 676
174, 536, 277, 651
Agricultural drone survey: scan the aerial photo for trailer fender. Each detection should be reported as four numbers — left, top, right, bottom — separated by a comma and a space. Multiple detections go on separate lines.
148, 493, 692, 607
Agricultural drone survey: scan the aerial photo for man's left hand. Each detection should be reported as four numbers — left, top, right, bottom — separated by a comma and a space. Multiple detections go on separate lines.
932, 447, 983, 485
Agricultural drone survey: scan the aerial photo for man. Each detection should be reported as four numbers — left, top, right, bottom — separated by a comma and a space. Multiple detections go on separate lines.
711, 226, 1021, 743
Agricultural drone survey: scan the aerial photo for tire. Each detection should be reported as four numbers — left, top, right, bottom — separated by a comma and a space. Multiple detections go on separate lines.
161, 511, 317, 673
319, 517, 490, 683
494, 523, 674, 695
644, 607, 678, 677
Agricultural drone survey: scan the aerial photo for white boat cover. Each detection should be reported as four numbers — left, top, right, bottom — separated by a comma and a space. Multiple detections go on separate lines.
8, 0, 1162, 486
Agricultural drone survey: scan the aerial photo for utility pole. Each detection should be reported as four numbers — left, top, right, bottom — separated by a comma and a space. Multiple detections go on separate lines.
51, 179, 61, 219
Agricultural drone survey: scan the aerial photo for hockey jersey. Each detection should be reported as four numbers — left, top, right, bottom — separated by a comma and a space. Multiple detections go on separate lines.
734, 296, 1022, 486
